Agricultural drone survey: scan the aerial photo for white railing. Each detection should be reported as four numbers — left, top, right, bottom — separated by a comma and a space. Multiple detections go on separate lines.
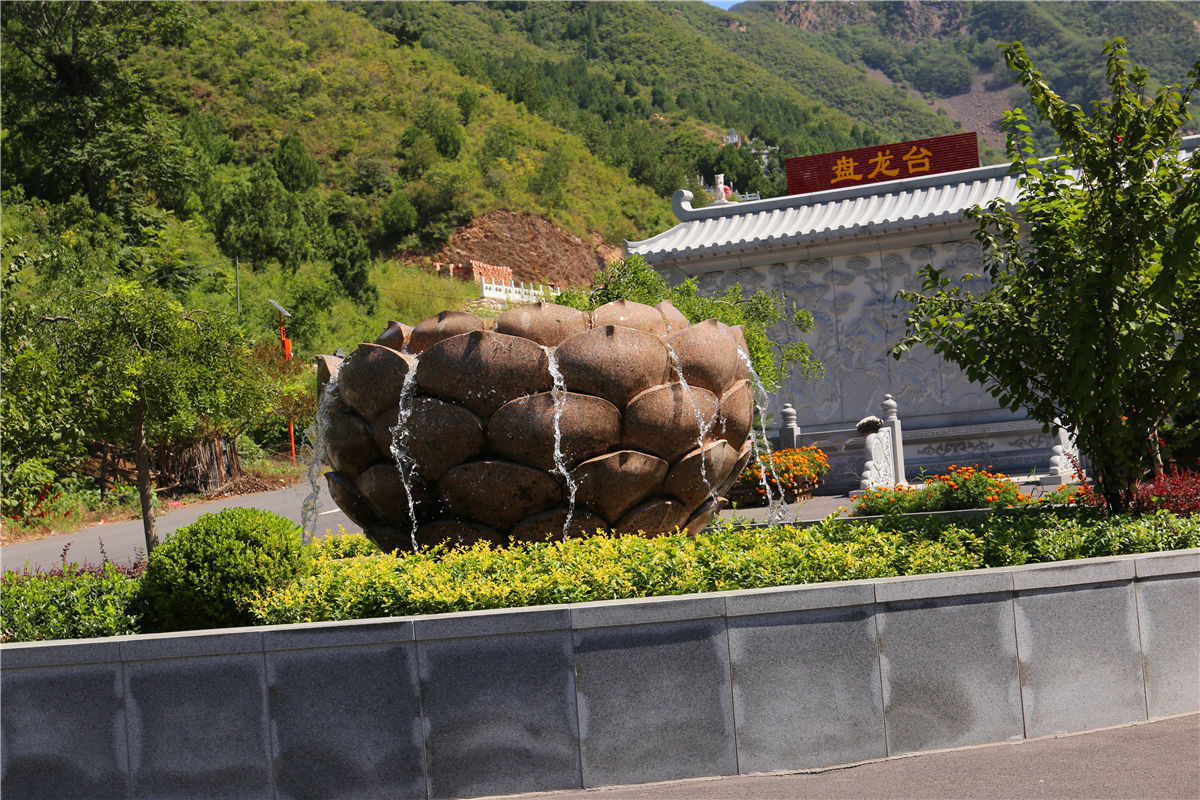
480, 277, 552, 304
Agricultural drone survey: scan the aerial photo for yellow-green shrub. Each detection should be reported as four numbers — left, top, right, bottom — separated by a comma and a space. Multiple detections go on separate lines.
250, 520, 985, 624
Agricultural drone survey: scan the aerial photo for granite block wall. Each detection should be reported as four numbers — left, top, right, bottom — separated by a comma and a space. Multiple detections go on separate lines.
3, 549, 1196, 800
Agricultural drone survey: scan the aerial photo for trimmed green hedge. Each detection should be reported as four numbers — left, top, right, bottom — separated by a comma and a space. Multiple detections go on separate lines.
1, 563, 142, 642
249, 509, 1200, 625
139, 507, 308, 632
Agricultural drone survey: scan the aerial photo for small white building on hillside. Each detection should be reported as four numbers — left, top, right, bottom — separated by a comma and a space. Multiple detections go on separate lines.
626, 136, 1198, 488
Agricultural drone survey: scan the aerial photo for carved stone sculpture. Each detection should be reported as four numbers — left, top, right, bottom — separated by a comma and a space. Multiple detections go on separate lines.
319, 300, 754, 550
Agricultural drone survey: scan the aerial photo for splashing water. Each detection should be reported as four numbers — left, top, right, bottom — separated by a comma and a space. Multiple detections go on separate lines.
388, 367, 421, 551
300, 381, 339, 544
737, 349, 789, 525
664, 342, 718, 505
543, 346, 578, 539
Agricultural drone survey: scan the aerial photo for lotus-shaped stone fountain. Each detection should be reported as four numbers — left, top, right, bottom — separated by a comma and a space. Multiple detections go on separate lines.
317, 299, 755, 551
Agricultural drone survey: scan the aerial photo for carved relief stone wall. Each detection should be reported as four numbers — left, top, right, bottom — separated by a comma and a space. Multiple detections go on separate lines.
690, 238, 1008, 433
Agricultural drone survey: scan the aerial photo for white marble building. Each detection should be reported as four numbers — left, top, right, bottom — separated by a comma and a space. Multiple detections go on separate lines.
626, 138, 1198, 487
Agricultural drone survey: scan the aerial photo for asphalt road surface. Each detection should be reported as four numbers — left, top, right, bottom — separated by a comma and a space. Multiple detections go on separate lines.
0, 482, 354, 572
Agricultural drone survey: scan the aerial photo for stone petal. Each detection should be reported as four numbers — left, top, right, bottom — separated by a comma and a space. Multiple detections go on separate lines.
356, 463, 437, 527
362, 526, 415, 554
555, 325, 671, 408
415, 330, 551, 418
437, 460, 563, 531
337, 343, 417, 421
508, 507, 609, 542
325, 471, 382, 531
655, 300, 691, 333
325, 404, 381, 479
375, 320, 412, 352
494, 302, 588, 347
681, 497, 727, 537
591, 299, 668, 336
613, 497, 689, 536
622, 382, 719, 463
315, 355, 343, 397
724, 323, 753, 383
407, 310, 486, 355
373, 398, 485, 482
664, 319, 739, 396
663, 439, 739, 509
713, 380, 753, 450
571, 450, 669, 525
488, 392, 620, 472
716, 439, 756, 496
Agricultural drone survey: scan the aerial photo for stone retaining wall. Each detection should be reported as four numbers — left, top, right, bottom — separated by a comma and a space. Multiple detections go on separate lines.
3, 549, 1197, 799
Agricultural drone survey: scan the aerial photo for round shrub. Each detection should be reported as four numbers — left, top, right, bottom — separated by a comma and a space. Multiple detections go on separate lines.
139, 507, 308, 632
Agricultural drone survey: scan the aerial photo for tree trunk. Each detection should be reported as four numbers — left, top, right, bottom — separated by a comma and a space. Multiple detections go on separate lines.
133, 397, 159, 553
98, 442, 109, 501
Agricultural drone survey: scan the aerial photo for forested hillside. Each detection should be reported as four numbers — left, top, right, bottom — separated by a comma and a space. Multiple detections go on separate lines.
732, 1, 1200, 150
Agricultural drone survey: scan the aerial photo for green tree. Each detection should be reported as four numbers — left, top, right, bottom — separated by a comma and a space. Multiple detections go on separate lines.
379, 190, 418, 243
327, 224, 378, 310
414, 99, 465, 160
16, 281, 272, 551
0, 1, 194, 232
271, 133, 319, 192
895, 40, 1200, 512
214, 162, 314, 271
529, 142, 570, 209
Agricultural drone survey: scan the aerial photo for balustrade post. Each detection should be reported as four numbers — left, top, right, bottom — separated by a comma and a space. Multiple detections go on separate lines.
778, 402, 801, 450
882, 394, 908, 486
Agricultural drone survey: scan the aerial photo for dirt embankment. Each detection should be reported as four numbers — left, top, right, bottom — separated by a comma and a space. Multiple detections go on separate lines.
436, 210, 623, 289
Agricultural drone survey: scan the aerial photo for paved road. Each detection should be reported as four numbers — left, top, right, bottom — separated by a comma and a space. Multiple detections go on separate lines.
493, 714, 1200, 800
0, 482, 355, 572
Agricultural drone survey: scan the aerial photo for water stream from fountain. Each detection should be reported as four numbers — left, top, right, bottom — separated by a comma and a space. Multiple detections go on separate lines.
387, 367, 421, 551
738, 349, 789, 525
300, 381, 339, 544
664, 343, 719, 505
543, 346, 578, 539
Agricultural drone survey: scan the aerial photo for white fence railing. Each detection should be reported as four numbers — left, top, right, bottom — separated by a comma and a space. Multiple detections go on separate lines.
480, 278, 552, 304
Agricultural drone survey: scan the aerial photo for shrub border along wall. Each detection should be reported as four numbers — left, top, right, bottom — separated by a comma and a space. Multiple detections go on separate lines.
2, 548, 1197, 800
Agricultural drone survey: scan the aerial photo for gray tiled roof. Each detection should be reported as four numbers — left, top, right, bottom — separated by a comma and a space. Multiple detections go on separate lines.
627, 135, 1199, 264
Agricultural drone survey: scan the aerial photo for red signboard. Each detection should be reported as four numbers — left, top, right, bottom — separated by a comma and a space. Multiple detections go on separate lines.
785, 132, 979, 196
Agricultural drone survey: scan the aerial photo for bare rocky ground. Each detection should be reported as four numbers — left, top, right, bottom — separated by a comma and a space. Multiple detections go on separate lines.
436, 210, 623, 289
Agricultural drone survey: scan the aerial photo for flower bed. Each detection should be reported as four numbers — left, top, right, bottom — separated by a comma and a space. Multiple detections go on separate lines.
852, 464, 1045, 516
729, 446, 829, 507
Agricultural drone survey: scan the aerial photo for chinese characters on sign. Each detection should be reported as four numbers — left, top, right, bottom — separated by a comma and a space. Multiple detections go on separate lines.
785, 133, 979, 196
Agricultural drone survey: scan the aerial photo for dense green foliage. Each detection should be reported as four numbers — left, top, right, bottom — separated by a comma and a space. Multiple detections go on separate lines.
556, 255, 822, 392
250, 510, 1200, 624
371, 1, 957, 200
138, 507, 308, 632
1, 563, 144, 643
896, 40, 1200, 512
